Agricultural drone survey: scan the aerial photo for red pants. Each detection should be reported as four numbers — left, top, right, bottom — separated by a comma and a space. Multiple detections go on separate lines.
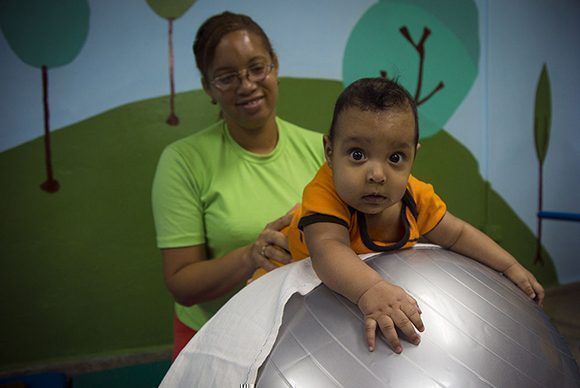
172, 313, 197, 360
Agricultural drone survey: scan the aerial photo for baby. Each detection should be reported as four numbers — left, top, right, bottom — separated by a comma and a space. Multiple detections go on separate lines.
252, 77, 544, 354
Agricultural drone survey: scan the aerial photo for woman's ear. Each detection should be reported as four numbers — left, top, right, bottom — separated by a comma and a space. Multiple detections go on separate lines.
201, 77, 210, 93
272, 58, 280, 85
323, 135, 333, 167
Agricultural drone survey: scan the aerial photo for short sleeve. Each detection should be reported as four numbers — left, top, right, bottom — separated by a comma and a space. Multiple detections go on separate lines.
408, 175, 447, 235
298, 163, 351, 230
151, 146, 205, 249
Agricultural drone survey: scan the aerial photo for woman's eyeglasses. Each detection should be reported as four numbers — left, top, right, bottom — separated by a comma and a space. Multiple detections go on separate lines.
211, 63, 275, 92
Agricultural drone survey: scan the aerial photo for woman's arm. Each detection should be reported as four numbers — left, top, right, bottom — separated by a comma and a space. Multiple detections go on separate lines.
425, 211, 544, 305
305, 222, 423, 353
162, 210, 295, 306
162, 244, 251, 306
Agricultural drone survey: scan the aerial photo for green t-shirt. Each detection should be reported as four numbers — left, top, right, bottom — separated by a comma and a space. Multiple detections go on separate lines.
152, 117, 324, 329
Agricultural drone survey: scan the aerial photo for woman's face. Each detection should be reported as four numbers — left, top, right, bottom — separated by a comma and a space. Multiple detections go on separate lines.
204, 30, 279, 132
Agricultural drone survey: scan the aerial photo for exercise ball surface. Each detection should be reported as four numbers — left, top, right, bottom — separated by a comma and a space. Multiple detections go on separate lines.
256, 247, 580, 387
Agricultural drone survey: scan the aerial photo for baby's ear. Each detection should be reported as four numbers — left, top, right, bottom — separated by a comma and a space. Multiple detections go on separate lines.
323, 136, 333, 167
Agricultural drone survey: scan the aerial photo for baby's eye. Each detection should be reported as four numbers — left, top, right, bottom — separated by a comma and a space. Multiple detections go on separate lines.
349, 149, 366, 161
389, 152, 404, 164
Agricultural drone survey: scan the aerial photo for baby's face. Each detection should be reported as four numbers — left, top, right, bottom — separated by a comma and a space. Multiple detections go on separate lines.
326, 106, 417, 216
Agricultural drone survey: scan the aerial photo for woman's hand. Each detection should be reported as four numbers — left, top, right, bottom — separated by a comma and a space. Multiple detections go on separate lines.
247, 205, 297, 272
503, 262, 545, 307
357, 280, 424, 353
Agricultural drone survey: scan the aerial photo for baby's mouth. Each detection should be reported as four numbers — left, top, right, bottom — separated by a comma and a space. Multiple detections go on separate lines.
362, 194, 387, 203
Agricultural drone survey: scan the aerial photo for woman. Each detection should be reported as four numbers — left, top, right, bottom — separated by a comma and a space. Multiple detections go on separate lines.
151, 11, 324, 359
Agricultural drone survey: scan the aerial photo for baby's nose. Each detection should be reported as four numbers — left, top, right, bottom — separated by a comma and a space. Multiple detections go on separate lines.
367, 165, 386, 184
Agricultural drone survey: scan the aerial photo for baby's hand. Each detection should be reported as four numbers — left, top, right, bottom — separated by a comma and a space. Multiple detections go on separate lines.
503, 262, 545, 307
357, 280, 424, 353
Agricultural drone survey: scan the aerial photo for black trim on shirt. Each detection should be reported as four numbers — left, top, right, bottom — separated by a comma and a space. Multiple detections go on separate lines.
298, 213, 349, 231
358, 189, 416, 252
423, 210, 447, 235
404, 190, 418, 219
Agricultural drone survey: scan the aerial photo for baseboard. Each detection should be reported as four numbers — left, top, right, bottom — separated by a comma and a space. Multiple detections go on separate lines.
0, 345, 172, 379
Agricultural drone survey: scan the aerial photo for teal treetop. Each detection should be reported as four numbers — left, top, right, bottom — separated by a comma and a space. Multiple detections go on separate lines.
0, 0, 89, 69
343, 0, 479, 139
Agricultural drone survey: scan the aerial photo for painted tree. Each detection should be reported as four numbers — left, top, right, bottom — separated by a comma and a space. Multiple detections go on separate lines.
533, 64, 552, 265
344, 0, 479, 140
391, 26, 445, 107
146, 0, 196, 126
0, 0, 90, 193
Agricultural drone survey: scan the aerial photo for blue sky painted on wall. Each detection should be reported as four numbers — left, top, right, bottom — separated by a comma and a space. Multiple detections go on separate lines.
0, 0, 374, 152
1, 0, 579, 283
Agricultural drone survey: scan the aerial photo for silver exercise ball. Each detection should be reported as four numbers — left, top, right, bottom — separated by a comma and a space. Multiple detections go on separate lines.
256, 247, 580, 388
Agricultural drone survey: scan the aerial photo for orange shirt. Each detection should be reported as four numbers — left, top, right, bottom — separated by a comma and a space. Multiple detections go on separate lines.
251, 163, 446, 280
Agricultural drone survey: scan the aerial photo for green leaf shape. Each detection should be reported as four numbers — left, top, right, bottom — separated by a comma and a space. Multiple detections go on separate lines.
534, 64, 551, 164
0, 0, 89, 69
146, 0, 196, 20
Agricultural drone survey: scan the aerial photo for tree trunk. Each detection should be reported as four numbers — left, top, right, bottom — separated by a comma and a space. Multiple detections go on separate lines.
534, 161, 543, 264
40, 65, 60, 193
166, 18, 179, 126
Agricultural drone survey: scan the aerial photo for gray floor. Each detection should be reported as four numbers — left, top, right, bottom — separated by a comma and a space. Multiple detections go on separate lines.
544, 281, 580, 369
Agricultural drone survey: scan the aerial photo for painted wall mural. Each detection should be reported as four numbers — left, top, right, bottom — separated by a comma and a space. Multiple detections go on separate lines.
344, 0, 478, 139
0, 0, 578, 372
344, 0, 557, 280
146, 0, 197, 126
533, 64, 551, 265
0, 0, 89, 192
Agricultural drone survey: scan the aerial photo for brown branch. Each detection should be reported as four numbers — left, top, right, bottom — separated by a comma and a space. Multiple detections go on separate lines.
417, 81, 445, 106
40, 65, 59, 193
166, 18, 179, 126
399, 26, 444, 106
534, 119, 546, 265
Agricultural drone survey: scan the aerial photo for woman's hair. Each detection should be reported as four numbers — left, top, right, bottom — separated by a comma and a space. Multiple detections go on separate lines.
193, 11, 277, 80
328, 77, 419, 145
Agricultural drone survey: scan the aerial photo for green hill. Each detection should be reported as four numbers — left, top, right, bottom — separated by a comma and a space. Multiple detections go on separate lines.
0, 77, 556, 370
413, 130, 557, 286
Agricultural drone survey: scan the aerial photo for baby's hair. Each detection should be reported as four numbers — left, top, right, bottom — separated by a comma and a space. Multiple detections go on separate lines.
328, 77, 419, 145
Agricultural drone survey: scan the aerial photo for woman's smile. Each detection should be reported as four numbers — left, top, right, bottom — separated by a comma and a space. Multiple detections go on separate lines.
236, 96, 265, 113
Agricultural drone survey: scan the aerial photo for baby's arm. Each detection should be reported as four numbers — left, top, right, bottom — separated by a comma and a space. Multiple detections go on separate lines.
304, 222, 424, 353
425, 212, 544, 306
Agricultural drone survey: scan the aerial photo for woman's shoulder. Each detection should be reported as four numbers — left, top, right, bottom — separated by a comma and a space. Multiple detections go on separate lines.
163, 120, 225, 156
277, 117, 324, 161
277, 117, 323, 140
155, 121, 226, 188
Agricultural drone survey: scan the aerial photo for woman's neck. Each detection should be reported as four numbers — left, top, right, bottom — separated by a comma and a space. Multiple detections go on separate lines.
225, 116, 279, 154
